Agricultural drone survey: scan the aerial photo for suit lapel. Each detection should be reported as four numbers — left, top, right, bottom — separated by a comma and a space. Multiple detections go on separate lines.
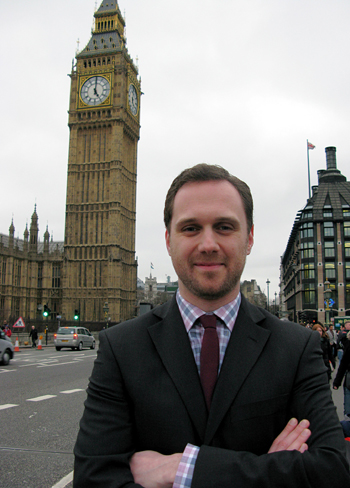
204, 297, 271, 444
148, 297, 208, 442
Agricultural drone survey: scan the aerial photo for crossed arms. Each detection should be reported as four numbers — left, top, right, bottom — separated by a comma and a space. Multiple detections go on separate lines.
130, 418, 311, 488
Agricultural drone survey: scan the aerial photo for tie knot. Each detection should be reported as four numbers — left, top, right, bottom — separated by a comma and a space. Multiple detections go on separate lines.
200, 314, 217, 329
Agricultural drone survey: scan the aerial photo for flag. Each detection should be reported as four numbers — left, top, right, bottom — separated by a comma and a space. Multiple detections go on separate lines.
307, 142, 315, 150
150, 263, 154, 269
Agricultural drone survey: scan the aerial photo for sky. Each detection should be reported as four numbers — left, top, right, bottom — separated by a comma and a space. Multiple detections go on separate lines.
1, 0, 350, 302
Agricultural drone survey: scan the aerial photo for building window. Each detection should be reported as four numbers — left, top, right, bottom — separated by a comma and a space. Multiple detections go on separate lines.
300, 241, 314, 259
300, 222, 313, 239
344, 222, 350, 237
343, 205, 350, 218
346, 264, 350, 280
324, 241, 335, 258
301, 263, 315, 279
325, 263, 336, 279
38, 264, 43, 288
345, 242, 350, 258
324, 222, 334, 237
303, 283, 315, 304
52, 263, 61, 288
2, 259, 6, 285
323, 205, 333, 218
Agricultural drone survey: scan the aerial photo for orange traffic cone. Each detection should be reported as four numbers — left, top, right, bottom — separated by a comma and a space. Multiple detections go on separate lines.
14, 337, 20, 352
37, 336, 43, 350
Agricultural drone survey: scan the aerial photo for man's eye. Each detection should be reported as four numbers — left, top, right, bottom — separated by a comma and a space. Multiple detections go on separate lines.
218, 224, 233, 231
183, 226, 198, 232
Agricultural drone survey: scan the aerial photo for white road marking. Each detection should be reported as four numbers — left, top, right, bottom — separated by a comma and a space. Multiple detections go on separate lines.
60, 389, 84, 394
37, 361, 76, 368
0, 404, 19, 410
51, 470, 74, 488
0, 368, 16, 373
27, 395, 57, 402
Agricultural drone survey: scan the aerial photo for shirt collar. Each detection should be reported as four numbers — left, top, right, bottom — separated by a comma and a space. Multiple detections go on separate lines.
176, 290, 241, 333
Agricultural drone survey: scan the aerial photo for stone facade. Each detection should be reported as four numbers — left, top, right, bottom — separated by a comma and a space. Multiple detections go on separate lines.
0, 1, 140, 326
0, 208, 64, 325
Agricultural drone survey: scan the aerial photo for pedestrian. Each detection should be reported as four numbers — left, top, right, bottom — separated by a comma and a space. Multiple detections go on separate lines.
74, 163, 349, 487
29, 325, 38, 348
338, 322, 350, 362
313, 323, 335, 380
327, 324, 338, 359
333, 334, 350, 421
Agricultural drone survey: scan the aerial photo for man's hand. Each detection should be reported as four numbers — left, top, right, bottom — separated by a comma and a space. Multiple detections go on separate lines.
268, 418, 311, 454
130, 450, 182, 488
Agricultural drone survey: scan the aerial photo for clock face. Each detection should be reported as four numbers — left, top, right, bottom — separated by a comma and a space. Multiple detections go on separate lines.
128, 84, 138, 116
80, 76, 110, 106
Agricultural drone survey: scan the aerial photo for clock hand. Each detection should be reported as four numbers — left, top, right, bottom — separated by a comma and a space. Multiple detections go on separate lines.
94, 78, 98, 96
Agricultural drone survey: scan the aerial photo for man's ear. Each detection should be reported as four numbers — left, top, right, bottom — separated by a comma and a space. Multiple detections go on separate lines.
247, 225, 254, 255
165, 229, 171, 256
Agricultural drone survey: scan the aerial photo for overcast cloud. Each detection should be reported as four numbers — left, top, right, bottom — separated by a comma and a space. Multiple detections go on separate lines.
1, 0, 350, 300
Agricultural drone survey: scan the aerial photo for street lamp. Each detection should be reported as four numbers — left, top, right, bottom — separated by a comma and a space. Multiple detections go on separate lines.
274, 292, 277, 315
324, 280, 332, 327
266, 279, 270, 312
103, 301, 109, 329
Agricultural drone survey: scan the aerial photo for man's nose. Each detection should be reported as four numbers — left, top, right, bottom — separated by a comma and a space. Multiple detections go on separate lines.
197, 229, 220, 253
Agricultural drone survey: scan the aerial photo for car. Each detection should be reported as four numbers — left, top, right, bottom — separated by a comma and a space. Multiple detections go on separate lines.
53, 326, 96, 351
0, 330, 15, 365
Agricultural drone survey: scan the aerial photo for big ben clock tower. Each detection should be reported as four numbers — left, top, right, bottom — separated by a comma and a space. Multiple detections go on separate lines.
62, 0, 141, 323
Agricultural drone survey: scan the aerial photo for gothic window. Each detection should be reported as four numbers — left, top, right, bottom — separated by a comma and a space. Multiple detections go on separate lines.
52, 263, 61, 288
38, 264, 43, 288
1, 259, 5, 285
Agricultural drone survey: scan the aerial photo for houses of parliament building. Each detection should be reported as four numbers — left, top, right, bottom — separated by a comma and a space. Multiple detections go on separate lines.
0, 1, 141, 327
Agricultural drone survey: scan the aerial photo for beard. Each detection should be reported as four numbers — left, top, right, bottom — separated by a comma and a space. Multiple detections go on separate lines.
177, 257, 246, 302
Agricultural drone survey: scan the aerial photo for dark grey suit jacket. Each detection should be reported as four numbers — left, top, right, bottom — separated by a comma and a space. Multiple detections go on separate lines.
74, 295, 350, 487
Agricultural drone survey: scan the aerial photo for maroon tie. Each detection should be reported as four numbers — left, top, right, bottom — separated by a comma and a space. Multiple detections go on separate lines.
200, 314, 219, 409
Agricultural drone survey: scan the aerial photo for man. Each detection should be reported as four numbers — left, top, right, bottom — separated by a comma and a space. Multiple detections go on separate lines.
74, 164, 349, 487
334, 331, 350, 421
29, 325, 38, 348
338, 322, 350, 349
326, 324, 337, 360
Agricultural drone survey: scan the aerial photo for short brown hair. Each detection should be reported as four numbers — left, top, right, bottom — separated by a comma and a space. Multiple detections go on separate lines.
164, 163, 253, 232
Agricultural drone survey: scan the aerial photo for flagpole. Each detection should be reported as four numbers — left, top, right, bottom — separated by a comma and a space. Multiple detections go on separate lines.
307, 139, 311, 200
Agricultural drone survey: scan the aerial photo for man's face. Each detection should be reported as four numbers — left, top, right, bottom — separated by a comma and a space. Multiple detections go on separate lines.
165, 180, 254, 309
345, 322, 350, 331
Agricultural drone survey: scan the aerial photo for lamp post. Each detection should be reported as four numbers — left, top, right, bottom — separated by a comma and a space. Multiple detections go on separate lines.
324, 280, 332, 327
103, 301, 109, 329
274, 292, 277, 315
266, 279, 270, 312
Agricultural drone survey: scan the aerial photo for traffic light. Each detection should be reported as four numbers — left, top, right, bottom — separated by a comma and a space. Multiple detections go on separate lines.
43, 304, 51, 317
74, 309, 80, 321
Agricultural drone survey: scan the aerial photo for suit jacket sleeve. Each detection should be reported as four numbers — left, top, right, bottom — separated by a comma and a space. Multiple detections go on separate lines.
73, 329, 141, 488
192, 331, 350, 488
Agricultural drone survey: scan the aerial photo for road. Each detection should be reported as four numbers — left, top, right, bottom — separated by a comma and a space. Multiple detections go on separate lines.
0, 347, 347, 487
0, 346, 97, 488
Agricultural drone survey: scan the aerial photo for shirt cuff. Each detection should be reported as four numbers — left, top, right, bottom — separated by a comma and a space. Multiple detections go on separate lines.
173, 443, 199, 488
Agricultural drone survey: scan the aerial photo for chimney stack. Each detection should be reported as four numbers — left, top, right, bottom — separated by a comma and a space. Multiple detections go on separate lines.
325, 146, 337, 170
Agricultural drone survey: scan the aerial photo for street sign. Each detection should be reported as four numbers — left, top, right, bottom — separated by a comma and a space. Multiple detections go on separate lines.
13, 317, 25, 328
